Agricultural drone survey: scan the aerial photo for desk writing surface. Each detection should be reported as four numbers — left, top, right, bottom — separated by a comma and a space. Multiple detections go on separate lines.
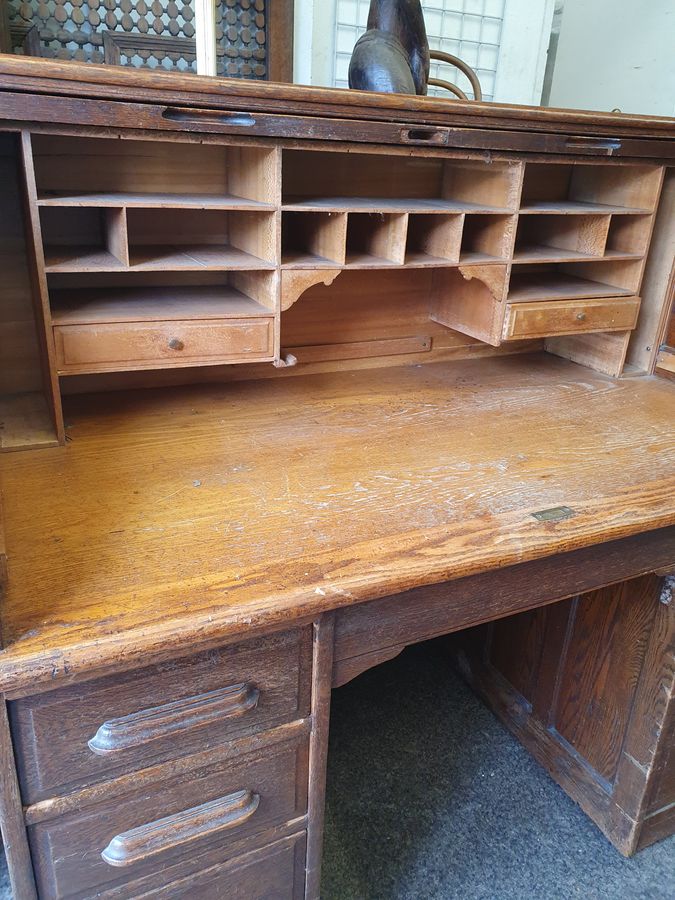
0, 353, 674, 690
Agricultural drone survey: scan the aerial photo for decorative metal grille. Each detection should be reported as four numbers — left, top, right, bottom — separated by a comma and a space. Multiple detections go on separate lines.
7, 0, 269, 78
216, 0, 267, 79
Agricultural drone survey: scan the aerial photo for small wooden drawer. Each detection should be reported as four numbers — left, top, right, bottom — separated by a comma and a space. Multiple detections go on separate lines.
502, 295, 641, 341
28, 733, 309, 899
122, 831, 307, 900
53, 317, 274, 374
10, 629, 311, 803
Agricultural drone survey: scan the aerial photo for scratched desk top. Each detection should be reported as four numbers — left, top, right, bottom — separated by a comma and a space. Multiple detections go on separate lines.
1, 353, 674, 691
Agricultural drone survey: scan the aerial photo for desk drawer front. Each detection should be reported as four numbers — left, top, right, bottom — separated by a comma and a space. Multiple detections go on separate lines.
502, 296, 640, 340
54, 317, 274, 374
10, 629, 311, 803
110, 832, 308, 900
29, 736, 309, 899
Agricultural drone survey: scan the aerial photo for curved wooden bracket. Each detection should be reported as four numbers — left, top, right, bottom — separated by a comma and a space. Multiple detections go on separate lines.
458, 264, 508, 303
281, 268, 342, 312
333, 644, 406, 688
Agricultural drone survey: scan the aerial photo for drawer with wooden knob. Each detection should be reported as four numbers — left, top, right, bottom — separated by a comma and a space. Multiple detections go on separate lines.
502, 295, 641, 341
9, 628, 312, 803
27, 729, 309, 899
53, 316, 275, 374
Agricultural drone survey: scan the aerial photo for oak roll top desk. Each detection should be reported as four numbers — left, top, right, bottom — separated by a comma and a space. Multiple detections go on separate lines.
0, 57, 674, 899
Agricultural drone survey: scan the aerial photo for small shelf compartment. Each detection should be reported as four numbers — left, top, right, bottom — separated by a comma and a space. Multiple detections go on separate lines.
507, 267, 636, 303
404, 214, 462, 265
127, 209, 276, 271
460, 214, 514, 264
604, 214, 653, 258
42, 208, 277, 273
282, 211, 347, 267
345, 213, 408, 267
282, 150, 521, 214
512, 214, 610, 263
50, 278, 276, 327
32, 134, 279, 207
520, 162, 662, 215
41, 207, 129, 272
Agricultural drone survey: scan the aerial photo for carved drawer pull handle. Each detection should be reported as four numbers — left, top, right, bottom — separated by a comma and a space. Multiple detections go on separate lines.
101, 789, 260, 867
400, 126, 449, 146
162, 108, 257, 128
565, 136, 622, 155
168, 338, 184, 351
88, 682, 260, 755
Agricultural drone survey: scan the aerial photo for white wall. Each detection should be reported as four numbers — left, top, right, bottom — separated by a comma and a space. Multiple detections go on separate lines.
293, 0, 337, 87
547, 0, 675, 116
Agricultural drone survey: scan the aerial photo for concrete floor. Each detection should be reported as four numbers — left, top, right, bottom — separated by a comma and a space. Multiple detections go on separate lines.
1, 642, 672, 898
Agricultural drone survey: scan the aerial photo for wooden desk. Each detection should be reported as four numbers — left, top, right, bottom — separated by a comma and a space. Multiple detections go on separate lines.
0, 59, 673, 899
0, 356, 673, 898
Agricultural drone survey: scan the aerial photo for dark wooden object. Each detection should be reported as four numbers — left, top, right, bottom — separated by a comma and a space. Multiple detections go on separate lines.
347, 1, 483, 101
349, 0, 430, 95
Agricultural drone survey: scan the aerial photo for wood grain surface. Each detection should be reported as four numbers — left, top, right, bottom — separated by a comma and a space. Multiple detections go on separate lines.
1, 56, 674, 140
11, 628, 311, 803
0, 353, 674, 692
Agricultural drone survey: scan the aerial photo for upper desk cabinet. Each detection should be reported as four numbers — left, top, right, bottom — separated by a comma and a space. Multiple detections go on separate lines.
0, 58, 673, 451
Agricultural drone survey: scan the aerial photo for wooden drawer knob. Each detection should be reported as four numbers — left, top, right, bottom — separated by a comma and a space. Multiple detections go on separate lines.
101, 789, 260, 867
168, 338, 185, 351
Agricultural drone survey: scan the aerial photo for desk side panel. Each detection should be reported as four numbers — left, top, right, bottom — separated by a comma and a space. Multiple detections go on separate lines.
450, 572, 675, 856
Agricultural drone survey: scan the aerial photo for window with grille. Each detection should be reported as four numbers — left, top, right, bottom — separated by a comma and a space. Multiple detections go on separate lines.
4, 0, 283, 79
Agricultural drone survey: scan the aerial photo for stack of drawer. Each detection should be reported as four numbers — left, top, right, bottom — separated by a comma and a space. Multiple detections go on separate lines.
8, 628, 312, 899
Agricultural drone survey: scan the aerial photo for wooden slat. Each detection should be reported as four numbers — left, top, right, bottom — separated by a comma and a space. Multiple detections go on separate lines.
44, 244, 274, 274
2, 56, 673, 141
305, 614, 334, 900
283, 198, 510, 214
284, 337, 431, 364
519, 201, 651, 215
18, 132, 65, 443
0, 701, 37, 899
266, 0, 294, 82
37, 191, 273, 210
0, 134, 43, 398
627, 169, 675, 373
